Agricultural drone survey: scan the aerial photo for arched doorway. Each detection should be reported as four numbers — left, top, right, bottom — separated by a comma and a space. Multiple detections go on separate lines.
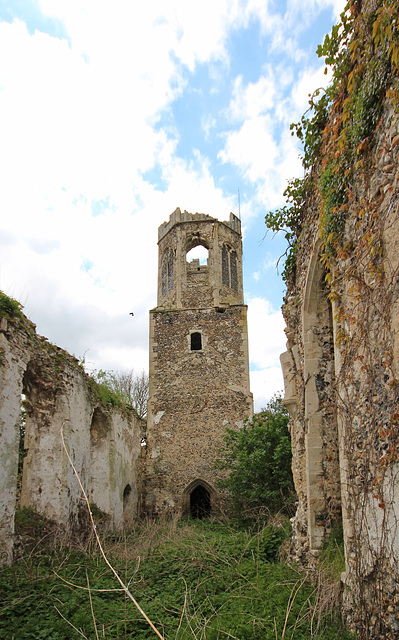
123, 483, 134, 527
182, 479, 216, 517
190, 484, 211, 519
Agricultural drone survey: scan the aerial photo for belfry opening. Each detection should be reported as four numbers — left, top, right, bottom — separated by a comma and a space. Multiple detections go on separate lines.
190, 484, 211, 519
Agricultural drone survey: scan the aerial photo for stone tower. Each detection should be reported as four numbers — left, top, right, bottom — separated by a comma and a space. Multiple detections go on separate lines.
145, 208, 253, 516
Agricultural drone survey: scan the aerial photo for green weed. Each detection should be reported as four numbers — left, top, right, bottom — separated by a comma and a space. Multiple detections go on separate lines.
0, 518, 354, 639
0, 291, 23, 320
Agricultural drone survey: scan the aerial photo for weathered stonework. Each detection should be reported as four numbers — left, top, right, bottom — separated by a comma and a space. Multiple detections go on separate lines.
280, 96, 399, 637
0, 313, 144, 565
145, 208, 253, 515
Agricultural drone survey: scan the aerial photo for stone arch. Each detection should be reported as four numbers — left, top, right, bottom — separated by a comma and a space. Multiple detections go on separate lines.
90, 407, 111, 444
185, 235, 210, 254
181, 478, 217, 517
185, 237, 209, 268
303, 242, 341, 551
122, 483, 134, 527
89, 407, 112, 516
19, 357, 63, 518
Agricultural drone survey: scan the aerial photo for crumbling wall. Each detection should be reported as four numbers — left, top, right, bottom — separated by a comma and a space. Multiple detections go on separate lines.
0, 310, 144, 565
280, 78, 399, 640
0, 317, 31, 564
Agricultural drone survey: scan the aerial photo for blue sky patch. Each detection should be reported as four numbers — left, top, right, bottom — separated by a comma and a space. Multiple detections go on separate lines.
0, 0, 69, 40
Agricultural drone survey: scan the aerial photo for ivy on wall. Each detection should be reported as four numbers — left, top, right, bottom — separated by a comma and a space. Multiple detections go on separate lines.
273, 2, 399, 635
266, 0, 399, 281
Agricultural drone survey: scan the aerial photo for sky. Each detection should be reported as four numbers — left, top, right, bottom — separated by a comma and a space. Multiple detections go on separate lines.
0, 0, 345, 411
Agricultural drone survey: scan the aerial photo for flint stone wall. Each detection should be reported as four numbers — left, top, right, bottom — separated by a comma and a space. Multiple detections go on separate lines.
280, 98, 399, 637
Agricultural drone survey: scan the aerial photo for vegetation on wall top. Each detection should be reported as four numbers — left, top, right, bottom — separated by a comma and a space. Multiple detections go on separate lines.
88, 368, 148, 417
0, 290, 24, 320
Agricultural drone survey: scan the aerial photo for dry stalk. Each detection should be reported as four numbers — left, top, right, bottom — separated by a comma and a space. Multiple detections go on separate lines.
54, 605, 89, 639
61, 421, 165, 640
85, 569, 100, 640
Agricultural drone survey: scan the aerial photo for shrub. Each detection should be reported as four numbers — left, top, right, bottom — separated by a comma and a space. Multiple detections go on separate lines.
216, 396, 296, 518
0, 291, 23, 320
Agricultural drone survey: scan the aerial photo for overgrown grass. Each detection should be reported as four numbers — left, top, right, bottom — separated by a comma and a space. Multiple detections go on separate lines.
0, 517, 354, 639
319, 522, 346, 581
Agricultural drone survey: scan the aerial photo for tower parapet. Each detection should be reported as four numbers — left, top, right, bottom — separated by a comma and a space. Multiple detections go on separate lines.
156, 208, 244, 311
158, 208, 241, 241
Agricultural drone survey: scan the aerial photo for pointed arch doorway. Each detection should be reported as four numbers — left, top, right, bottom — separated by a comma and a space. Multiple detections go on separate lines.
182, 479, 216, 518
190, 484, 211, 518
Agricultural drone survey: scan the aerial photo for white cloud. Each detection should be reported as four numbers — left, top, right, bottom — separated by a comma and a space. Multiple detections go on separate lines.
0, 0, 342, 413
247, 297, 286, 369
218, 56, 331, 214
38, 0, 243, 70
247, 296, 286, 412
250, 368, 285, 412
219, 115, 278, 183
229, 70, 278, 121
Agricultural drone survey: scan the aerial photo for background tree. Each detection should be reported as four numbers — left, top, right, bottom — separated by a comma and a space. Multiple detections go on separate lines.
92, 369, 149, 418
216, 396, 295, 518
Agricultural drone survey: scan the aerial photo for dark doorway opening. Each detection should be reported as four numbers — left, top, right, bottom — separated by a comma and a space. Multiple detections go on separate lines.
190, 485, 211, 519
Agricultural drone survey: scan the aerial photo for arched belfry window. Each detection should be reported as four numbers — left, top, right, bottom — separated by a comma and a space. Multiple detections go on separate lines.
222, 245, 238, 290
186, 243, 209, 267
162, 249, 174, 296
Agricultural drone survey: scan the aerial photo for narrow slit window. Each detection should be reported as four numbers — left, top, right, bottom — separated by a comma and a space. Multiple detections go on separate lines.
222, 246, 229, 286
230, 251, 238, 290
222, 244, 238, 290
168, 250, 174, 290
162, 257, 167, 296
191, 332, 202, 351
162, 250, 174, 295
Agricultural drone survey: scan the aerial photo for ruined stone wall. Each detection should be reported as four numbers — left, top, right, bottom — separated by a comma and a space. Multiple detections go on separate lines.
0, 311, 144, 565
146, 210, 253, 515
280, 93, 399, 637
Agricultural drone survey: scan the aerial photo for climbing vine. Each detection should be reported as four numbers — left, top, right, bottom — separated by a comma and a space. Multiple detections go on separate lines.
274, 2, 399, 637
266, 0, 399, 280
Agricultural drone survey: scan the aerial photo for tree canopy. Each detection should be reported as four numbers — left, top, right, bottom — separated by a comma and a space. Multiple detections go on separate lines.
216, 396, 295, 518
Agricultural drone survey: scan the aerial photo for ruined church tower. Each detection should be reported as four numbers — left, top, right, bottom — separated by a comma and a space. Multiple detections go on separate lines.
145, 208, 253, 516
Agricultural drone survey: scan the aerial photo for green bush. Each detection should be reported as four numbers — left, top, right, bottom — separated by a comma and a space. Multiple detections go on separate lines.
216, 397, 296, 518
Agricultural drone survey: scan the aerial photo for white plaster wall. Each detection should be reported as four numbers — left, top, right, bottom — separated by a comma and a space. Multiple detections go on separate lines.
0, 319, 30, 564
89, 409, 142, 529
357, 463, 399, 576
21, 367, 93, 528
